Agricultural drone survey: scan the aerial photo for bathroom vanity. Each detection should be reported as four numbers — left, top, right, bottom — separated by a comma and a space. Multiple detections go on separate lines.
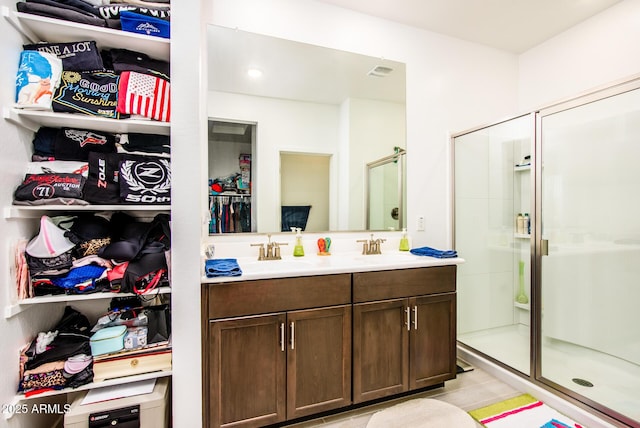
201, 253, 461, 428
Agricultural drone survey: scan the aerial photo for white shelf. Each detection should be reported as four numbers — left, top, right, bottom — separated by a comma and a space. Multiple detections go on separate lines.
514, 233, 531, 239
18, 286, 171, 305
7, 10, 170, 61
4, 204, 170, 219
4, 287, 171, 319
4, 108, 170, 135
514, 164, 531, 171
14, 369, 172, 401
514, 302, 530, 311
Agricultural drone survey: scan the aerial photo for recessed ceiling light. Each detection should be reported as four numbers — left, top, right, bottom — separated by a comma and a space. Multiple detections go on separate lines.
247, 68, 263, 78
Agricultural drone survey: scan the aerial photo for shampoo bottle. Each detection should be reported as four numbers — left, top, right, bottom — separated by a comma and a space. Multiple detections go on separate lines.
292, 227, 305, 257
399, 228, 410, 251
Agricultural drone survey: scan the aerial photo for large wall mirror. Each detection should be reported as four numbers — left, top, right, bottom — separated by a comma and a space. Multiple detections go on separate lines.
206, 25, 406, 234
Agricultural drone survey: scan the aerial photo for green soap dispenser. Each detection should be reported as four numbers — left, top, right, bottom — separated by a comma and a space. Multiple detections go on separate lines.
399, 228, 410, 251
292, 227, 305, 257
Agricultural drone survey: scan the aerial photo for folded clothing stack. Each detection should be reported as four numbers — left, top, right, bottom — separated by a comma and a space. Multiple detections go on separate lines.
205, 258, 242, 278
410, 246, 458, 258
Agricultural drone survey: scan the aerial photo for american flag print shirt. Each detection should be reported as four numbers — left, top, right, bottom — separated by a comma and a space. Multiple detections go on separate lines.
117, 71, 170, 122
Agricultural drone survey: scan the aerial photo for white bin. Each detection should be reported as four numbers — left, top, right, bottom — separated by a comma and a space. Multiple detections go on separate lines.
64, 377, 170, 428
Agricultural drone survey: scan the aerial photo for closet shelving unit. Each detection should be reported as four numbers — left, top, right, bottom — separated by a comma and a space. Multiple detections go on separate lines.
2, 8, 173, 410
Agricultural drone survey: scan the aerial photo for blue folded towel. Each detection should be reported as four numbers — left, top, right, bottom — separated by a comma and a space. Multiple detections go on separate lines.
410, 246, 458, 258
205, 258, 242, 278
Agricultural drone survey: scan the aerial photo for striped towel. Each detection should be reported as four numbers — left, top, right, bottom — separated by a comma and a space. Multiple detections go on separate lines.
469, 394, 585, 428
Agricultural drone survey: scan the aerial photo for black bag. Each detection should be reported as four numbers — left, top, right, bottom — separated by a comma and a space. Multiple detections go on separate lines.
121, 252, 168, 294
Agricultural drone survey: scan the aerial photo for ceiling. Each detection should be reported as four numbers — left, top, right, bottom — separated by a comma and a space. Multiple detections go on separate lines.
315, 0, 621, 53
207, 0, 622, 110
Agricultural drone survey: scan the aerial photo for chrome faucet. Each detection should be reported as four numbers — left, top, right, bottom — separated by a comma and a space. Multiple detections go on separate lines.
357, 234, 386, 255
251, 234, 288, 260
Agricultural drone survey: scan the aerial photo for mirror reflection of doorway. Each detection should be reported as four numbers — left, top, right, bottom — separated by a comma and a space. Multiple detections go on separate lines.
367, 149, 406, 231
280, 152, 330, 232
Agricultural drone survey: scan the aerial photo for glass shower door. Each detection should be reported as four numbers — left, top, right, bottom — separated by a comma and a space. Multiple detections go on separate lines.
538, 84, 640, 424
454, 114, 533, 375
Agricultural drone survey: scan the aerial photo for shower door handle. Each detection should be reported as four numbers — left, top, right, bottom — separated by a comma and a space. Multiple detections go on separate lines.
541, 239, 549, 256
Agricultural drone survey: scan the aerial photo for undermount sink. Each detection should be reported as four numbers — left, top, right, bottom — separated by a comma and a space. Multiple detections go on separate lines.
239, 258, 314, 273
354, 253, 419, 264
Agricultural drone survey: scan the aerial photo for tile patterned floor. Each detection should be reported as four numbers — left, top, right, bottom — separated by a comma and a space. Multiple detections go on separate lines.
286, 366, 521, 427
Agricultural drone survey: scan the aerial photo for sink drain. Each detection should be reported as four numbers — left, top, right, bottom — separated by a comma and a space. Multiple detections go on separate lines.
572, 378, 594, 387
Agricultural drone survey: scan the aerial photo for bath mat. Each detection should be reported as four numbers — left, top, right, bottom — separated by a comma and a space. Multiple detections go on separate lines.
366, 398, 476, 427
469, 394, 585, 427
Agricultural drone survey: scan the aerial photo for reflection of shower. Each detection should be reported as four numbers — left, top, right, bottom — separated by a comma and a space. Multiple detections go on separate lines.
366, 148, 406, 230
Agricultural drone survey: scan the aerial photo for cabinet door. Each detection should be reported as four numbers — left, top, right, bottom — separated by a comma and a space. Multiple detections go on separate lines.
353, 299, 408, 403
409, 293, 456, 390
208, 314, 286, 428
287, 305, 352, 419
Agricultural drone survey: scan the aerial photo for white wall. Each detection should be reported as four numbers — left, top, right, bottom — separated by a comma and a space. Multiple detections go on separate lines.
518, 0, 640, 111
208, 0, 519, 249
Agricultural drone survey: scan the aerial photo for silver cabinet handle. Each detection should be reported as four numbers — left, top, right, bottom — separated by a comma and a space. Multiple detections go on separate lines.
405, 307, 411, 331
280, 322, 285, 352
413, 305, 418, 330
290, 321, 295, 350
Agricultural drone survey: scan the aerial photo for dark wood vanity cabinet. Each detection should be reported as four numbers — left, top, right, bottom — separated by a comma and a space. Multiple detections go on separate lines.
352, 266, 457, 403
202, 265, 457, 427
203, 275, 352, 428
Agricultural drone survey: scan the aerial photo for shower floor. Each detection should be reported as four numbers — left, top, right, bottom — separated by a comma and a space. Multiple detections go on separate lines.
459, 324, 640, 423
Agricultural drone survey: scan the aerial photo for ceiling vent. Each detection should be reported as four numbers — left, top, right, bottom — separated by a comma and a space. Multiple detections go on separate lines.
367, 65, 394, 77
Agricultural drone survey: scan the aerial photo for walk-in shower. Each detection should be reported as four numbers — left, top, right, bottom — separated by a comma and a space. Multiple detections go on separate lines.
366, 148, 406, 231
453, 76, 640, 427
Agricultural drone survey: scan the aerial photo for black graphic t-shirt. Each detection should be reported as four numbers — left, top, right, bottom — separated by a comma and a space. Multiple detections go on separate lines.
14, 173, 86, 201
23, 41, 105, 72
119, 156, 171, 204
54, 128, 117, 161
52, 71, 127, 119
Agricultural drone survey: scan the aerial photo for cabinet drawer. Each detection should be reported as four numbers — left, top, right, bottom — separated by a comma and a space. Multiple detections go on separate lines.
205, 274, 351, 319
353, 266, 455, 303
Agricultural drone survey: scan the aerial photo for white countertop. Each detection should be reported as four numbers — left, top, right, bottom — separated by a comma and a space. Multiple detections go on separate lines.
202, 251, 465, 283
